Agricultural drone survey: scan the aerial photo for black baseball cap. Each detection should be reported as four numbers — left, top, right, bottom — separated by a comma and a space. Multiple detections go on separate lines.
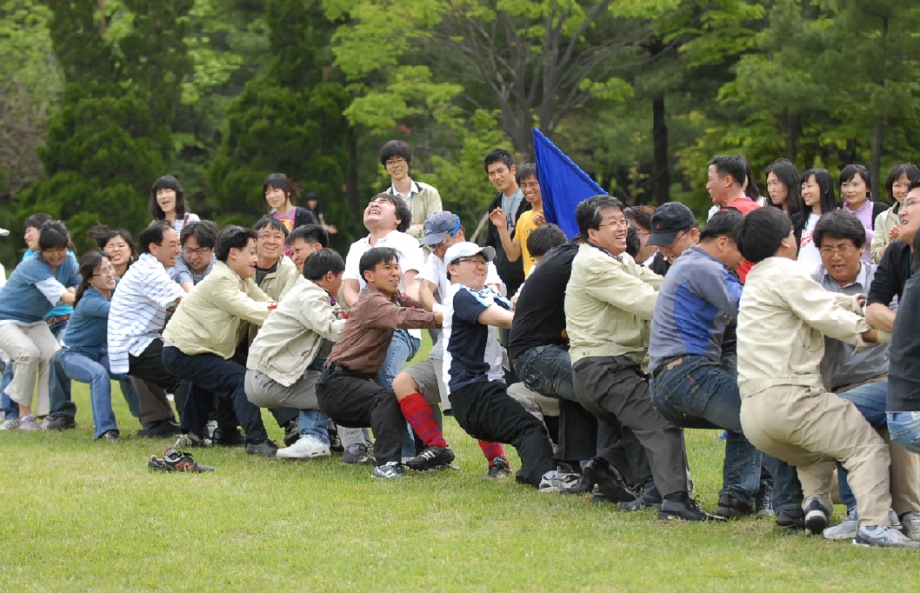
647, 202, 697, 247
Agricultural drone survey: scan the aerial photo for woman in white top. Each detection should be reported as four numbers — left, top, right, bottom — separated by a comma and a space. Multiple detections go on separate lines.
149, 175, 200, 236
794, 168, 838, 265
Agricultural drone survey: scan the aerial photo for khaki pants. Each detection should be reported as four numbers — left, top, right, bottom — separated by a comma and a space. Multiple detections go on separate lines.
741, 384, 891, 526
0, 321, 59, 415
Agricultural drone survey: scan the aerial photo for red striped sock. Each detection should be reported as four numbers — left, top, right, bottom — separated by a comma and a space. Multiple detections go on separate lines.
478, 440, 506, 464
398, 393, 448, 448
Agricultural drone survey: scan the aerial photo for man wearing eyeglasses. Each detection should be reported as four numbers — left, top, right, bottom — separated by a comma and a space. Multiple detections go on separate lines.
380, 140, 443, 243
171, 221, 218, 292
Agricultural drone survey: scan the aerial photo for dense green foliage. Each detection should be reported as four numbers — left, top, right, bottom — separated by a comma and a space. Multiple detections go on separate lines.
1, 0, 920, 262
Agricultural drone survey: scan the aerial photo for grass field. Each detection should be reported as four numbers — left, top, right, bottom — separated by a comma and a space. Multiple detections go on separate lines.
2, 379, 919, 592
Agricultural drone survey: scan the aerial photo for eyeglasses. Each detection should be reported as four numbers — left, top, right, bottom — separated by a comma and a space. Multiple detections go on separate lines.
598, 219, 629, 229
183, 246, 212, 256
818, 244, 857, 257
902, 198, 920, 210
454, 256, 486, 265
385, 158, 407, 167
93, 265, 116, 277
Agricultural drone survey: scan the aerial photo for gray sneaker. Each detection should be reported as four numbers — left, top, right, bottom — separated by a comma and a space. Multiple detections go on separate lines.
0, 417, 20, 430
372, 461, 407, 479
18, 415, 39, 431
854, 525, 920, 548
823, 518, 858, 540
899, 511, 920, 541
538, 470, 583, 494
341, 443, 376, 465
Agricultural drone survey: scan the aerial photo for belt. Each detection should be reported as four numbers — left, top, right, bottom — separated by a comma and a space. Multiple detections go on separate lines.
323, 363, 372, 380
651, 356, 683, 379
46, 315, 70, 326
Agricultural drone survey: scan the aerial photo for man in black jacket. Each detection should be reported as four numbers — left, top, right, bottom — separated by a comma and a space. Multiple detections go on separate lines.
483, 149, 530, 298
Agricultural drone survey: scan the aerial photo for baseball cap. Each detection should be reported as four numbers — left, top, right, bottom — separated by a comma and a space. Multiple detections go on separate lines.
423, 211, 461, 246
445, 242, 495, 266
647, 202, 697, 247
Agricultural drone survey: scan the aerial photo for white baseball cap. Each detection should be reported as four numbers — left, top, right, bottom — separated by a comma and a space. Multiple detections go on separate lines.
444, 241, 495, 266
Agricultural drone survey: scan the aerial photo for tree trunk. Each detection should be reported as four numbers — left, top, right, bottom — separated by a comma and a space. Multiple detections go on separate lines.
344, 125, 361, 225
651, 94, 669, 205
871, 114, 884, 202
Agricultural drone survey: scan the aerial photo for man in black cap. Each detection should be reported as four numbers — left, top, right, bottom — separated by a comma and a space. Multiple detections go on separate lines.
646, 202, 700, 268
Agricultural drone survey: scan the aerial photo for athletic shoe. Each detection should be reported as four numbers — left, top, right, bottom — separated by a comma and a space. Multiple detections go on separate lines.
755, 479, 774, 517
0, 418, 20, 430
18, 415, 39, 431
538, 469, 584, 494
341, 443, 375, 466
328, 425, 344, 453
483, 457, 512, 480
900, 511, 920, 541
658, 496, 726, 522
277, 435, 332, 460
148, 448, 214, 473
405, 445, 455, 471
582, 457, 636, 503
854, 525, 920, 548
211, 427, 245, 447
99, 429, 120, 442
615, 485, 662, 510
175, 432, 211, 449
372, 461, 408, 479
41, 415, 76, 430
803, 496, 831, 535
137, 419, 181, 438
245, 440, 279, 457
283, 419, 299, 447
890, 508, 903, 532
774, 507, 806, 532
716, 492, 754, 519
824, 517, 858, 540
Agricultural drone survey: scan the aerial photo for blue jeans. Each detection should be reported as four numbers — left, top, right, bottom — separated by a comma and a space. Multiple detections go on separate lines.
300, 356, 330, 443
48, 352, 75, 417
376, 330, 420, 458
888, 411, 920, 455
2, 363, 17, 419
650, 355, 761, 505
836, 380, 888, 514
57, 348, 128, 439
513, 344, 578, 402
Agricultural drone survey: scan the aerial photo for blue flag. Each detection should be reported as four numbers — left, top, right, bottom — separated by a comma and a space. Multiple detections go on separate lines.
532, 128, 606, 238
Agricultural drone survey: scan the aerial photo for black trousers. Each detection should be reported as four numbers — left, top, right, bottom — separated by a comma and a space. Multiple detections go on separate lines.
128, 339, 185, 424
450, 380, 554, 487
316, 369, 403, 465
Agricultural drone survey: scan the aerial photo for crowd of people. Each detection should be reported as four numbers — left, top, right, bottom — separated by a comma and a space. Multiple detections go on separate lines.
1, 141, 920, 549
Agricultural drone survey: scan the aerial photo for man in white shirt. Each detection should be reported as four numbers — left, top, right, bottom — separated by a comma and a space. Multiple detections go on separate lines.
380, 140, 443, 242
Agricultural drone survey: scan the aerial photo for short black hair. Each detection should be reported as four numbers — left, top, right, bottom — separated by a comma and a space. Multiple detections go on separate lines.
700, 209, 743, 242
368, 193, 411, 234
138, 220, 174, 255
359, 247, 399, 279
379, 140, 412, 166
263, 173, 298, 201
287, 223, 329, 248
24, 212, 52, 232
886, 164, 920, 201
625, 225, 640, 258
38, 220, 71, 252
180, 220, 218, 249
254, 215, 289, 237
710, 155, 747, 188
813, 210, 866, 249
840, 163, 871, 195
215, 225, 257, 262
149, 175, 187, 219
575, 195, 622, 237
516, 163, 537, 185
623, 205, 654, 231
734, 207, 792, 263
526, 223, 566, 259
484, 149, 515, 172
908, 180, 920, 193
303, 248, 345, 281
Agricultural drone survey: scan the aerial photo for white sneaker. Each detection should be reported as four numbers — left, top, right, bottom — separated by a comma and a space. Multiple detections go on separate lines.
18, 415, 39, 431
276, 435, 331, 460
823, 518, 858, 540
854, 525, 920, 548
0, 417, 20, 430
900, 511, 920, 541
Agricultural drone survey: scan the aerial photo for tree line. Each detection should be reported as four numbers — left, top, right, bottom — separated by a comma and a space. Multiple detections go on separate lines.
1, 0, 919, 264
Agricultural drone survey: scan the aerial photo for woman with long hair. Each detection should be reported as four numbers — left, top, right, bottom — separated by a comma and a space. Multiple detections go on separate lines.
150, 175, 200, 236
794, 168, 838, 265
764, 159, 805, 217
88, 224, 138, 278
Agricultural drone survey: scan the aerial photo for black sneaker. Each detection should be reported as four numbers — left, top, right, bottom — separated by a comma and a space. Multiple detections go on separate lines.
212, 427, 246, 447
137, 419, 180, 438
658, 495, 726, 522
328, 425, 344, 453
803, 496, 830, 535
245, 440, 279, 457
538, 470, 585, 494
341, 443, 376, 465
405, 445, 455, 471
615, 484, 662, 510
42, 415, 76, 430
372, 461, 408, 479
716, 492, 754, 519
282, 419, 299, 447
99, 429, 120, 442
582, 457, 636, 503
755, 479, 774, 517
148, 448, 214, 472
483, 457, 512, 480
774, 507, 806, 532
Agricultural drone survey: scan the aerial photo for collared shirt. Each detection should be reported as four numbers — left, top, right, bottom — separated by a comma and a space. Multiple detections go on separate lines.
344, 229, 425, 340
326, 284, 439, 377
163, 261, 271, 359
108, 253, 186, 374
565, 242, 663, 366
501, 188, 525, 233
649, 246, 741, 372
442, 284, 509, 393
386, 179, 443, 242
737, 257, 870, 397
843, 200, 875, 262
170, 252, 216, 286
811, 262, 888, 390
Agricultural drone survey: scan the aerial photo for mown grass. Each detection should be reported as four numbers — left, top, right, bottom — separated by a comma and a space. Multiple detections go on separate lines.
2, 372, 919, 591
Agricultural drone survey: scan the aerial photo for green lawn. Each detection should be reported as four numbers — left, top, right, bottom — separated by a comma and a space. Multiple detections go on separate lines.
1, 371, 919, 591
